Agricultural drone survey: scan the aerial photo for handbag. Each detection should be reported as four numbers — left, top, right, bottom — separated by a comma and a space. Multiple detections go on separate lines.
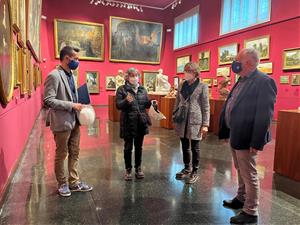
172, 97, 190, 123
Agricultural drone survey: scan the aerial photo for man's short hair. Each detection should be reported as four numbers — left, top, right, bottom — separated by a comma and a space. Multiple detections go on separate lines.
59, 46, 80, 61
242, 48, 260, 67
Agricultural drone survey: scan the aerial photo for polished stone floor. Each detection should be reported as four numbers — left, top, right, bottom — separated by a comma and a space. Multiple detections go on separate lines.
1, 107, 300, 225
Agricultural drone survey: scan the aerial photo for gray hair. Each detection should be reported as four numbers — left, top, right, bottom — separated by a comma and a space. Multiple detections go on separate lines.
124, 67, 140, 80
241, 48, 260, 67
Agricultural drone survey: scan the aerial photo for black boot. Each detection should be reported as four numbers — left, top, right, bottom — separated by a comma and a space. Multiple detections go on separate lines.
223, 197, 244, 209
230, 211, 258, 224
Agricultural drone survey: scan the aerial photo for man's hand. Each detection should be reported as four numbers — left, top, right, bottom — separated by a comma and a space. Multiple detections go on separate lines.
200, 126, 208, 139
250, 147, 260, 154
126, 94, 134, 103
72, 103, 83, 111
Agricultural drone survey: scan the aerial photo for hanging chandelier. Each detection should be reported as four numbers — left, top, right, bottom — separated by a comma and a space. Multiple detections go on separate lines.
89, 0, 144, 12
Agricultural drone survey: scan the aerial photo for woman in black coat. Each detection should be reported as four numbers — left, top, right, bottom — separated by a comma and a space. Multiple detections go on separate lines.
116, 68, 153, 181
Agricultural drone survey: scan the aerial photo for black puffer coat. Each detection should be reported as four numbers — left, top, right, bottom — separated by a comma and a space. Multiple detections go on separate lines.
116, 82, 152, 139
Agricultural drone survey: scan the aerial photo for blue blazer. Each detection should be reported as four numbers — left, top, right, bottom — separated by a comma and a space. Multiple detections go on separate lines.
219, 69, 277, 150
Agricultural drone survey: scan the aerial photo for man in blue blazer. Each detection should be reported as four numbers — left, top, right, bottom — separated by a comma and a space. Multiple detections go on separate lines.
219, 48, 277, 224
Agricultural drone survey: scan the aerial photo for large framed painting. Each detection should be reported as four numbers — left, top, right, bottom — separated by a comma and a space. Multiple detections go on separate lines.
26, 0, 42, 61
17, 0, 26, 45
142, 71, 158, 92
291, 74, 300, 86
258, 62, 273, 74
244, 35, 270, 60
106, 76, 116, 91
217, 67, 230, 77
283, 48, 300, 70
176, 55, 191, 74
218, 43, 239, 65
110, 16, 163, 64
0, 0, 14, 105
86, 71, 100, 94
198, 51, 210, 72
54, 19, 104, 61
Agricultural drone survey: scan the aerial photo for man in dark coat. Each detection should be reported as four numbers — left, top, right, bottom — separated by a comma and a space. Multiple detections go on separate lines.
116, 68, 152, 181
219, 48, 277, 224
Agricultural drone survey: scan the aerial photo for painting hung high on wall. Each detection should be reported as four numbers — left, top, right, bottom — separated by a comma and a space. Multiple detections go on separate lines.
0, 0, 14, 105
142, 71, 158, 92
218, 43, 239, 65
26, 0, 42, 60
244, 35, 270, 60
176, 55, 191, 74
106, 76, 116, 91
283, 48, 300, 70
55, 19, 104, 61
198, 51, 210, 72
86, 71, 100, 94
110, 16, 163, 64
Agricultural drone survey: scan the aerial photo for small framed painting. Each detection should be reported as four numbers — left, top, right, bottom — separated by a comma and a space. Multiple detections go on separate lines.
258, 62, 273, 74
176, 55, 191, 74
198, 51, 210, 72
202, 78, 213, 87
142, 71, 158, 92
218, 43, 239, 65
106, 76, 116, 90
217, 67, 230, 77
86, 71, 100, 94
174, 77, 179, 90
280, 76, 289, 84
213, 79, 218, 87
244, 35, 270, 60
291, 74, 300, 86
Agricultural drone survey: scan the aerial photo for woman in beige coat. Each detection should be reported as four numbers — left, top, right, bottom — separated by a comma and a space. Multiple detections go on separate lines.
173, 62, 210, 184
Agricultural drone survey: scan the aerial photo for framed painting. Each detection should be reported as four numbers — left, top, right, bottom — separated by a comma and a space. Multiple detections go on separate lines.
0, 0, 14, 105
213, 79, 218, 87
142, 71, 158, 92
218, 43, 239, 65
280, 76, 289, 84
244, 35, 270, 60
26, 0, 42, 61
217, 67, 230, 77
26, 50, 33, 95
283, 48, 300, 70
17, 0, 26, 46
258, 62, 273, 74
20, 48, 27, 95
198, 51, 210, 72
86, 71, 99, 94
9, 0, 18, 32
110, 16, 163, 64
13, 43, 20, 88
54, 19, 104, 61
106, 76, 116, 91
174, 77, 179, 90
202, 78, 212, 87
176, 55, 191, 74
291, 74, 300, 86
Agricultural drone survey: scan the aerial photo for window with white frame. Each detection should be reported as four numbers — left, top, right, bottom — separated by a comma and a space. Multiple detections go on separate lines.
220, 0, 271, 35
174, 6, 199, 50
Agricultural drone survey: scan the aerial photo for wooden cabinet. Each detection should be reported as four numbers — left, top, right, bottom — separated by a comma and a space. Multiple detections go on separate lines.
160, 97, 176, 129
108, 95, 120, 122
274, 110, 300, 181
209, 99, 225, 135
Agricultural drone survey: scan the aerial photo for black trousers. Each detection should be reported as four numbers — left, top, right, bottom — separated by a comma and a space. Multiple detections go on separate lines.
180, 138, 200, 171
124, 135, 145, 170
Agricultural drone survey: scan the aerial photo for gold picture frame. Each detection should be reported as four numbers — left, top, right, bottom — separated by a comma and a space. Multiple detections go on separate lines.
26, 49, 33, 95
0, 0, 15, 105
110, 16, 163, 64
202, 78, 213, 87
86, 71, 100, 94
142, 70, 159, 92
213, 79, 218, 87
20, 48, 28, 95
244, 35, 270, 60
279, 76, 289, 84
198, 50, 210, 72
17, 0, 26, 46
176, 55, 191, 74
218, 43, 239, 65
217, 67, 230, 77
9, 0, 19, 32
105, 76, 116, 91
291, 74, 300, 86
54, 19, 105, 61
258, 62, 273, 74
283, 48, 300, 70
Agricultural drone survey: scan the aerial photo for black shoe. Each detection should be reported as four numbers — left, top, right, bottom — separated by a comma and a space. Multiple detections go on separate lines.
176, 168, 191, 180
135, 167, 145, 179
223, 197, 244, 209
124, 169, 133, 181
230, 211, 258, 224
185, 171, 199, 184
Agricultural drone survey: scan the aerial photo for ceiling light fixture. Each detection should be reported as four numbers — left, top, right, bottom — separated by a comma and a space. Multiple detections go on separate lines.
170, 0, 183, 10
90, 0, 144, 13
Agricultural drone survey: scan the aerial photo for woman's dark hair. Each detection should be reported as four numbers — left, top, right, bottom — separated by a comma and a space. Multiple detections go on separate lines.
59, 46, 80, 61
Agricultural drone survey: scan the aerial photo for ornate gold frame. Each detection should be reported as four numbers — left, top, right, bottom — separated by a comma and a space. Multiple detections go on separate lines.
283, 47, 300, 70
109, 16, 163, 64
218, 43, 239, 65
54, 19, 105, 61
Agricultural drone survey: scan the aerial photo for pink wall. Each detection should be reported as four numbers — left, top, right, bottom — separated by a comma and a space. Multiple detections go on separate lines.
40, 0, 174, 105
166, 0, 300, 119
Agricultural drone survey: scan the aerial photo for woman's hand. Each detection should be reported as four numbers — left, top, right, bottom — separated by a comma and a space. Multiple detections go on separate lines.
126, 94, 134, 103
200, 126, 208, 139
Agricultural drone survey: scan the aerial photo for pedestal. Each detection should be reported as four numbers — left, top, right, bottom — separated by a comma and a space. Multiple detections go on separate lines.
209, 99, 225, 135
160, 97, 176, 129
108, 95, 120, 122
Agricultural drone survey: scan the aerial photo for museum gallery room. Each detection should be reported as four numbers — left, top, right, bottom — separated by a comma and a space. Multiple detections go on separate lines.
0, 0, 300, 224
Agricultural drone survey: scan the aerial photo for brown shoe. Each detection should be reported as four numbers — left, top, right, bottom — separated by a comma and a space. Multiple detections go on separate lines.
135, 167, 145, 179
124, 169, 133, 181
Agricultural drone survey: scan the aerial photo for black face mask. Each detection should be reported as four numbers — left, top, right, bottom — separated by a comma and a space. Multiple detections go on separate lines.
231, 60, 242, 74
